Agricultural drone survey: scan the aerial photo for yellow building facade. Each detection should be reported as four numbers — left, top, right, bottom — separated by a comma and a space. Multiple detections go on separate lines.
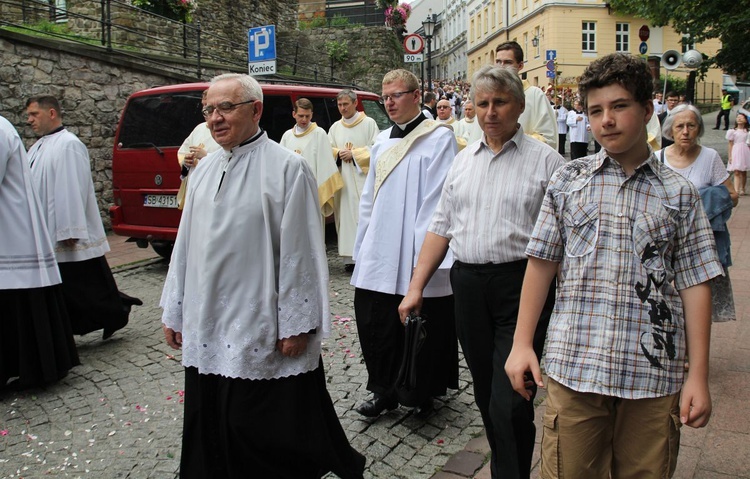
467, 0, 724, 100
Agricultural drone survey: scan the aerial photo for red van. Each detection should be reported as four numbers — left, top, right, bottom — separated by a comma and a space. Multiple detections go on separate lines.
109, 82, 389, 258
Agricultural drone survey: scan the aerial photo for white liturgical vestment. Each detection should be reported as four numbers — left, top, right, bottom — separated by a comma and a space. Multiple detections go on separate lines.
454, 117, 483, 146
520, 80, 558, 150
280, 123, 342, 216
0, 116, 60, 289
160, 132, 330, 380
351, 122, 456, 297
177, 122, 221, 166
27, 129, 109, 263
328, 112, 380, 258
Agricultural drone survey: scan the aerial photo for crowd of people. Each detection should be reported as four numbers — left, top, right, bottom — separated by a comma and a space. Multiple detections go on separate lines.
1, 41, 744, 478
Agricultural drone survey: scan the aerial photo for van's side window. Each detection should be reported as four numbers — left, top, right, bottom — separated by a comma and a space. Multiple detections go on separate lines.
260, 95, 295, 142
119, 92, 204, 148
308, 97, 338, 132
362, 99, 392, 130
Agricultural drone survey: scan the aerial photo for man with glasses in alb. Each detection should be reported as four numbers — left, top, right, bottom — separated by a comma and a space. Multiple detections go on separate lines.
351, 69, 459, 419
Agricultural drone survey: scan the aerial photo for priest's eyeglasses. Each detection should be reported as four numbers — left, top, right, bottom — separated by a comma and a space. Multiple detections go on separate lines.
380, 90, 416, 103
202, 100, 255, 118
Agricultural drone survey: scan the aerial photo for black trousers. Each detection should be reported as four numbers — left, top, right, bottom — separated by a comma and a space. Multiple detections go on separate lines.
570, 141, 588, 160
716, 108, 731, 129
354, 288, 458, 406
557, 133, 567, 156
451, 260, 555, 479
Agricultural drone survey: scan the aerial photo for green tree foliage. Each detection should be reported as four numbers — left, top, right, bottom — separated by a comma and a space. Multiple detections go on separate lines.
609, 0, 749, 76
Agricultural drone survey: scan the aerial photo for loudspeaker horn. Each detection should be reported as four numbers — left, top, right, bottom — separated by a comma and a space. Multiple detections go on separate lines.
661, 50, 682, 70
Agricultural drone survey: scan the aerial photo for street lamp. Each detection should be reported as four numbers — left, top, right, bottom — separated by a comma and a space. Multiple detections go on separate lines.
422, 11, 435, 92
531, 35, 539, 48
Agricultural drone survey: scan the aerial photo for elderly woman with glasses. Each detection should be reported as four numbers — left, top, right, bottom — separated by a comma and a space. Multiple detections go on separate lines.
656, 104, 738, 322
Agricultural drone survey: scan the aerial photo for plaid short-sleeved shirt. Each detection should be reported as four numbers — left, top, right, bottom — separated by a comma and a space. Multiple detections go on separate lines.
526, 150, 723, 399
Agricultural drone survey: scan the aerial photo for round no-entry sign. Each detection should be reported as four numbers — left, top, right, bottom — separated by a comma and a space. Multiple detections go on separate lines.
638, 25, 650, 42
404, 34, 425, 54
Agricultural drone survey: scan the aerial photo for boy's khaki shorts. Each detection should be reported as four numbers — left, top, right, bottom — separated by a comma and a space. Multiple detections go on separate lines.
541, 378, 681, 479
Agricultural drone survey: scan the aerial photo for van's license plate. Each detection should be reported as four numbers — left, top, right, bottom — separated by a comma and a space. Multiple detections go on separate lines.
144, 195, 178, 208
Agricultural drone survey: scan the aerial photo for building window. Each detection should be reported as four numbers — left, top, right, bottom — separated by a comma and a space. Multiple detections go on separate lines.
534, 26, 540, 58
582, 21, 596, 52
477, 15, 482, 39
523, 32, 528, 59
615, 23, 629, 52
484, 8, 489, 33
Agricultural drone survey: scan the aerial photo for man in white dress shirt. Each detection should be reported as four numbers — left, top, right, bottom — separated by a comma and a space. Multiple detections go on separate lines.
26, 96, 141, 340
495, 41, 558, 150
328, 90, 380, 271
399, 66, 564, 479
160, 74, 364, 478
352, 69, 459, 419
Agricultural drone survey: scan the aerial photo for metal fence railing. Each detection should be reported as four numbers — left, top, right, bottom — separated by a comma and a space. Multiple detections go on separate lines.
0, 0, 383, 86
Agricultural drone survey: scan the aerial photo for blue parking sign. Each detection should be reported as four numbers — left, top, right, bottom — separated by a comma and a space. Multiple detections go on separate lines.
248, 26, 276, 62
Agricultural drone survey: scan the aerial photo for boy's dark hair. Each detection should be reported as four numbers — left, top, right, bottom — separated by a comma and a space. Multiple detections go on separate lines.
577, 54, 653, 111
666, 91, 679, 99
495, 41, 524, 63
294, 98, 313, 112
26, 95, 62, 116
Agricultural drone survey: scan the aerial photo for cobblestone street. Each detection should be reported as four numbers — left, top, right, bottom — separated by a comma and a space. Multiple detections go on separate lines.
0, 247, 484, 479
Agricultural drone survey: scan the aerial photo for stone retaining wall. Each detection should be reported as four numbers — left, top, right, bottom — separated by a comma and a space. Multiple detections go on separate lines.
0, 31, 234, 227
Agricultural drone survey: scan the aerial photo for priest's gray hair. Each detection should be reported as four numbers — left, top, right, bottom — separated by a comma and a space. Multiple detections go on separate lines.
661, 104, 704, 141
470, 66, 524, 105
337, 89, 357, 102
211, 73, 264, 103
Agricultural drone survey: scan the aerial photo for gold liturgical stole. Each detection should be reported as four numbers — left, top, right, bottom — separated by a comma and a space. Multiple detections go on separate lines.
373, 120, 449, 200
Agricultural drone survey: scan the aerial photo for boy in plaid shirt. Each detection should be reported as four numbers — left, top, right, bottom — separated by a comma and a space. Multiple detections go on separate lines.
505, 53, 723, 478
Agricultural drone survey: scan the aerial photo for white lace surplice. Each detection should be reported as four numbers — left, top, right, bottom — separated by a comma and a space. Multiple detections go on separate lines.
160, 133, 330, 380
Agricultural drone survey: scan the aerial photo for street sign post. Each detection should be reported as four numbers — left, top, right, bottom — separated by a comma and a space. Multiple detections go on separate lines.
248, 25, 276, 75
639, 41, 648, 55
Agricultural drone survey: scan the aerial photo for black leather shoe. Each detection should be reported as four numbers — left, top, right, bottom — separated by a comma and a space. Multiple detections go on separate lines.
355, 395, 398, 417
412, 399, 434, 419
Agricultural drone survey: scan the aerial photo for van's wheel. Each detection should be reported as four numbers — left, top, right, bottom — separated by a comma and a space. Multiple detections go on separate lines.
151, 241, 174, 260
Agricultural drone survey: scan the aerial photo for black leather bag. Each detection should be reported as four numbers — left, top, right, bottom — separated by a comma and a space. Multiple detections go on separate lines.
395, 313, 427, 391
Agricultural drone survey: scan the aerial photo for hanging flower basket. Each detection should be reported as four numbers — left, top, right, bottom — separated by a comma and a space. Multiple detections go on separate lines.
384, 3, 411, 29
